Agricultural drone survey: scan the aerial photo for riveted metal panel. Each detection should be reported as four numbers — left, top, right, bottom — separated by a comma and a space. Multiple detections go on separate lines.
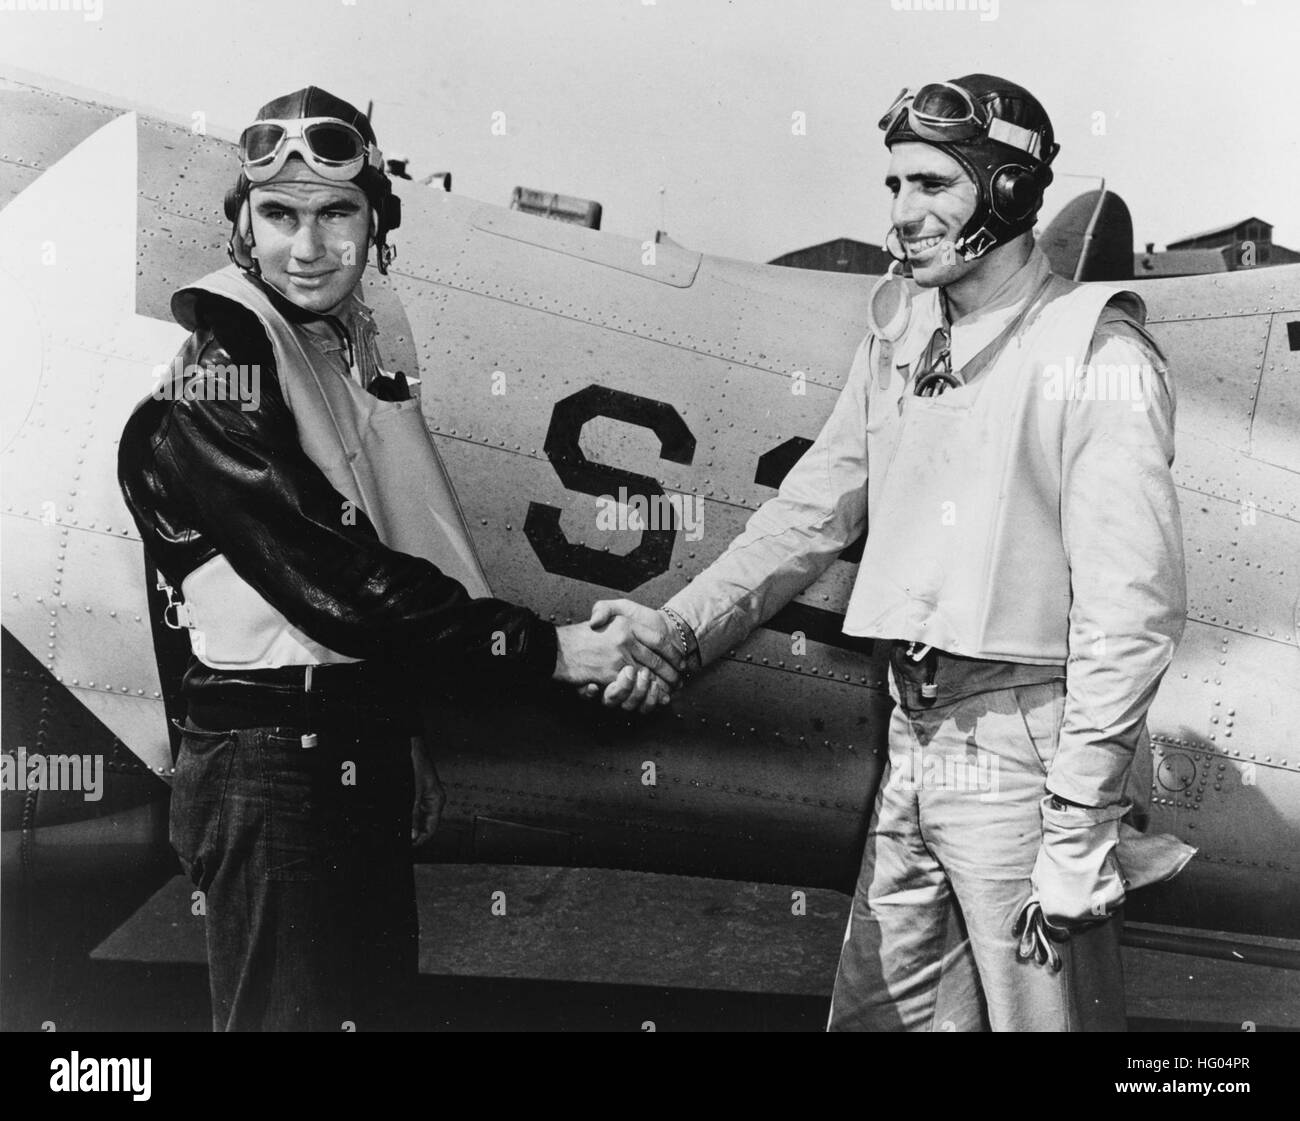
5, 340, 94, 514
703, 252, 871, 392
1252, 311, 1300, 472
1174, 430, 1299, 522
0, 518, 64, 678
1196, 631, 1300, 785
1136, 264, 1300, 321
49, 571, 168, 779
1149, 314, 1269, 447
0, 163, 40, 213
1148, 732, 1299, 874
1152, 621, 1300, 781
421, 277, 849, 520
136, 120, 236, 228
396, 190, 868, 392
0, 79, 115, 173
135, 212, 228, 319
1148, 615, 1300, 894
473, 206, 700, 287
133, 111, 221, 217
362, 268, 419, 380
1180, 489, 1298, 642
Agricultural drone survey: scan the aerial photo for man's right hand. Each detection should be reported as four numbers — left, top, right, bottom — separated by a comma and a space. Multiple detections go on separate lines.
583, 600, 692, 712
553, 614, 680, 701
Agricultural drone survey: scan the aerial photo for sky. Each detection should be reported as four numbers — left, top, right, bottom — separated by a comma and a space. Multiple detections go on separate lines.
2, 0, 1296, 263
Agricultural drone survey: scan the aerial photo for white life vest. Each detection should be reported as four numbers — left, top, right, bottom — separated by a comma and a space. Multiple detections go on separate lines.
842, 272, 1156, 663
167, 267, 491, 670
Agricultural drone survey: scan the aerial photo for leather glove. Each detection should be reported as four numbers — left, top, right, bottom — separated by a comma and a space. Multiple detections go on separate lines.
1013, 795, 1196, 969
1034, 797, 1130, 923
1012, 900, 1070, 972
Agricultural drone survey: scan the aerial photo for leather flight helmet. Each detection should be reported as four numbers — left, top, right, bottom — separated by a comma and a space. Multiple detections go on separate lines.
224, 86, 402, 275
881, 74, 1059, 262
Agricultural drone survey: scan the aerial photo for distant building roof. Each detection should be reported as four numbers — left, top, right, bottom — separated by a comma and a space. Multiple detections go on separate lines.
1167, 218, 1272, 249
769, 237, 892, 274
1133, 247, 1230, 277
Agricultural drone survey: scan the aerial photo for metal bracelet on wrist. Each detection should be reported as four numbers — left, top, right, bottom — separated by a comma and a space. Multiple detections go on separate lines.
659, 606, 697, 672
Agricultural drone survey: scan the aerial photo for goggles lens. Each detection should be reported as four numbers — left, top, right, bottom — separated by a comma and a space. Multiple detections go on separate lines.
240, 122, 291, 165
910, 83, 981, 130
302, 122, 367, 164
879, 83, 987, 144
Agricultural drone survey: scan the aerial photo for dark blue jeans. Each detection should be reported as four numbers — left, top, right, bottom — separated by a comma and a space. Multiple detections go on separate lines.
170, 707, 416, 1031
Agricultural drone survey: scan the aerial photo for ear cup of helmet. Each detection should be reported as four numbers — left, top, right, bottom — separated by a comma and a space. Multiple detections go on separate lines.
990, 164, 1041, 222
374, 190, 401, 236
223, 178, 247, 223
225, 195, 257, 271
356, 167, 401, 234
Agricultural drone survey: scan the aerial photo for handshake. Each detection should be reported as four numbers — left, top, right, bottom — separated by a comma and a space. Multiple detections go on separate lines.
553, 599, 698, 713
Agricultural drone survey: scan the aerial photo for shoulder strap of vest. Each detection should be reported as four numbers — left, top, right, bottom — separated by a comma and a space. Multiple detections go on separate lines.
1032, 276, 1156, 366
1095, 290, 1166, 364
171, 266, 266, 333
174, 268, 325, 392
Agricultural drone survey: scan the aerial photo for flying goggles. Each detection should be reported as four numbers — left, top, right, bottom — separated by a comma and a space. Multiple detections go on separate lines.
239, 117, 385, 183
878, 83, 1046, 160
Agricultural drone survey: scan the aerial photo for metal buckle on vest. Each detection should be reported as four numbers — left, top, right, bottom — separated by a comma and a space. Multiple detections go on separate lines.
913, 327, 958, 397
155, 573, 195, 630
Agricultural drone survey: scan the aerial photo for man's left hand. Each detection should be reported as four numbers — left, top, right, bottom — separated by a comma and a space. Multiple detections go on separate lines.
1013, 795, 1127, 966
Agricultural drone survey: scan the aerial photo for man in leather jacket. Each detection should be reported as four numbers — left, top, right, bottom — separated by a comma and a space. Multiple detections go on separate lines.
118, 87, 681, 1031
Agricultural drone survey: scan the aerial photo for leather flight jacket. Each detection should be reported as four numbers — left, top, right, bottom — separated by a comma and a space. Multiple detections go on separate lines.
118, 277, 558, 718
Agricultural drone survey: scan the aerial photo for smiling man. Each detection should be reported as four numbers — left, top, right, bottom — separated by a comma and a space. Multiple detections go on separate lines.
251, 178, 369, 310
117, 87, 680, 1031
591, 74, 1194, 1031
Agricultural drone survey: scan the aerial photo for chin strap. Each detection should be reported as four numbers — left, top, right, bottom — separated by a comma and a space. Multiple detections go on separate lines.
954, 226, 998, 262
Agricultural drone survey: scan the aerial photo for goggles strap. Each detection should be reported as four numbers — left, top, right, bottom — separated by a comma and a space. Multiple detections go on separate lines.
987, 117, 1042, 158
